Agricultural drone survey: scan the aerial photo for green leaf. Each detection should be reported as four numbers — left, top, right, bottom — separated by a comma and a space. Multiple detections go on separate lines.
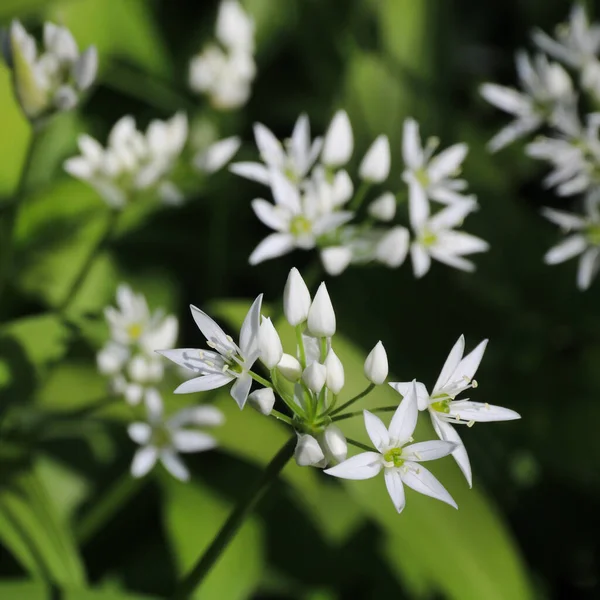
0, 581, 156, 599
162, 477, 264, 600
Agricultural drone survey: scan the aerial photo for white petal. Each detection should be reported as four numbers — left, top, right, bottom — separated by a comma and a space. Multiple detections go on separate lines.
401, 464, 457, 509
408, 181, 429, 230
312, 211, 354, 236
544, 235, 587, 265
359, 135, 391, 183
321, 110, 353, 167
270, 169, 301, 212
64, 157, 94, 179
480, 83, 530, 116
229, 161, 271, 185
429, 250, 476, 272
451, 338, 488, 384
384, 469, 406, 513
249, 233, 295, 264
195, 136, 241, 173
321, 246, 353, 276
434, 231, 490, 256
448, 401, 521, 422
402, 118, 423, 169
388, 381, 430, 411
174, 373, 234, 394
156, 348, 225, 375
432, 415, 472, 488
251, 198, 288, 231
427, 143, 467, 181
230, 372, 252, 409
131, 446, 158, 478
190, 305, 238, 354
160, 449, 190, 481
254, 122, 285, 168
402, 440, 456, 462
388, 382, 418, 444
541, 208, 585, 231
171, 430, 218, 453
429, 198, 477, 230
410, 243, 431, 278
128, 423, 152, 445
144, 388, 164, 422
324, 452, 383, 480
363, 410, 390, 452
433, 335, 465, 393
239, 294, 263, 357
168, 405, 225, 428
487, 118, 540, 152
577, 247, 600, 290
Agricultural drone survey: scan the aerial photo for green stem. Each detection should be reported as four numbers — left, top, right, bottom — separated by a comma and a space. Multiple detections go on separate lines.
56, 210, 119, 314
171, 438, 295, 600
76, 473, 145, 545
295, 325, 306, 368
349, 181, 371, 212
331, 405, 397, 422
346, 437, 375, 452
270, 409, 293, 426
248, 371, 272, 388
0, 128, 39, 305
330, 384, 375, 416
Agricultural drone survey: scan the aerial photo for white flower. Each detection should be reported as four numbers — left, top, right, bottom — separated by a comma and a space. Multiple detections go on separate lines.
215, 0, 255, 52
6, 20, 97, 120
194, 136, 241, 173
321, 110, 353, 168
480, 52, 575, 151
402, 118, 471, 205
259, 317, 283, 369
230, 115, 323, 186
368, 192, 396, 222
320, 245, 353, 276
302, 361, 327, 394
324, 348, 345, 394
375, 226, 410, 268
277, 353, 303, 381
283, 267, 312, 326
409, 196, 489, 277
248, 170, 353, 264
158, 295, 262, 409
248, 387, 275, 415
359, 135, 391, 183
542, 199, 600, 290
128, 388, 224, 481
64, 114, 188, 208
364, 341, 388, 385
307, 282, 336, 337
325, 383, 457, 513
389, 336, 520, 487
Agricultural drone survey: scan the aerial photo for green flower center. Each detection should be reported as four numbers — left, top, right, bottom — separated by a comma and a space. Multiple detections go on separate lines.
151, 426, 171, 449
127, 323, 143, 340
421, 229, 437, 247
586, 224, 600, 246
430, 396, 451, 414
383, 447, 405, 468
290, 215, 312, 238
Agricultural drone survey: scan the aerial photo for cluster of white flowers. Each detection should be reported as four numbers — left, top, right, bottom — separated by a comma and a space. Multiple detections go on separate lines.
157, 268, 519, 512
3, 21, 97, 121
97, 284, 178, 405
481, 4, 600, 289
64, 114, 240, 208
231, 111, 488, 278
189, 0, 256, 110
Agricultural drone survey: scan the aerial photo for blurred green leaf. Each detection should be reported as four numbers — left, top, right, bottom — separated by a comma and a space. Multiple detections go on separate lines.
0, 581, 156, 599
162, 477, 264, 600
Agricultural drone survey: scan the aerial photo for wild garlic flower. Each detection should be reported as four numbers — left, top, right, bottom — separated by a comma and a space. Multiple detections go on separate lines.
64, 114, 189, 208
189, 0, 255, 109
325, 383, 458, 513
128, 388, 224, 481
3, 21, 97, 121
390, 335, 520, 487
542, 196, 600, 290
97, 284, 178, 405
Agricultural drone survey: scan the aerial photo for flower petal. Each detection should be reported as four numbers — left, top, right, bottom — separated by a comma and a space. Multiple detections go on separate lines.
433, 335, 465, 393
144, 388, 164, 422
541, 207, 585, 231
160, 449, 190, 481
429, 250, 476, 272
410, 243, 431, 278
451, 338, 488, 384
408, 180, 429, 230
401, 463, 457, 508
427, 143, 467, 181
157, 348, 226, 375
168, 405, 225, 428
131, 446, 158, 478
384, 469, 406, 513
322, 110, 353, 167
363, 410, 390, 452
402, 118, 423, 169
239, 294, 263, 358
324, 452, 383, 480
434, 231, 490, 256
388, 382, 418, 444
195, 136, 241, 173
254, 122, 285, 168
189, 305, 238, 354
270, 169, 301, 212
448, 400, 521, 422
429, 198, 477, 230
249, 233, 295, 265
577, 247, 600, 290
174, 373, 234, 394
229, 161, 271, 185
251, 198, 289, 231
171, 430, 218, 453
128, 423, 152, 445
230, 371, 252, 409
402, 440, 456, 462
432, 415, 472, 488
388, 381, 430, 411
544, 234, 587, 265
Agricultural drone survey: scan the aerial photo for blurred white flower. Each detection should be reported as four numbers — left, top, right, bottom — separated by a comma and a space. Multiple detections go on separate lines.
129, 388, 224, 481
4, 20, 97, 120
359, 135, 391, 183
64, 113, 188, 208
321, 110, 354, 168
194, 136, 241, 173
390, 335, 520, 487
375, 226, 410, 268
320, 245, 353, 276
364, 341, 388, 385
158, 295, 262, 409
325, 384, 457, 513
368, 192, 397, 222
307, 282, 336, 338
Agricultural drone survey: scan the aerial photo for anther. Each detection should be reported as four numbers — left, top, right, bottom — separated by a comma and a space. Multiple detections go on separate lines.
467, 420, 475, 428
471, 379, 478, 388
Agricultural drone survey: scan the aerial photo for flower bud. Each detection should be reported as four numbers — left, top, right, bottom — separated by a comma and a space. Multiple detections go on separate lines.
368, 192, 396, 222
259, 317, 283, 369
359, 135, 390, 183
332, 169, 353, 205
307, 282, 336, 337
73, 46, 98, 90
277, 353, 302, 381
324, 348, 345, 394
284, 267, 311, 326
302, 361, 327, 394
319, 425, 347, 464
294, 433, 326, 467
321, 110, 353, 167
364, 341, 388, 385
321, 246, 352, 276
376, 226, 409, 268
248, 387, 275, 415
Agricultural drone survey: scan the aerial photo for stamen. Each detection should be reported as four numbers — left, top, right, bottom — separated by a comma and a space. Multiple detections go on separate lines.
222, 364, 229, 373
226, 335, 234, 343
471, 379, 478, 388
414, 451, 423, 460
484, 402, 490, 410
467, 420, 475, 428
199, 350, 205, 359
207, 341, 216, 349
455, 413, 461, 422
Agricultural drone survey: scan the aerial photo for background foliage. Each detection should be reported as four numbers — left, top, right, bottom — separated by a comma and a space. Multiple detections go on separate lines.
0, 0, 597, 598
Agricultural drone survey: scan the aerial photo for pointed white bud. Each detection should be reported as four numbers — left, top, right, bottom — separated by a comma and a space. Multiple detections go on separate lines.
321, 246, 352, 276
294, 433, 326, 467
376, 226, 409, 267
277, 353, 302, 382
364, 341, 388, 385
73, 46, 98, 90
332, 169, 353, 205
321, 110, 353, 167
259, 317, 283, 369
319, 425, 347, 464
302, 361, 327, 394
307, 282, 336, 337
359, 135, 390, 183
284, 267, 311, 326
324, 348, 345, 394
368, 192, 396, 222
248, 387, 275, 415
